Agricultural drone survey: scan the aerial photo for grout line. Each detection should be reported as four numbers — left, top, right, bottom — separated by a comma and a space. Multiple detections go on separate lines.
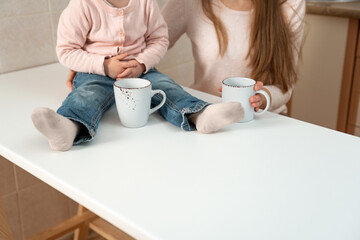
17, 192, 25, 240
0, 11, 51, 20
12, 165, 25, 240
13, 165, 19, 192
0, 61, 58, 75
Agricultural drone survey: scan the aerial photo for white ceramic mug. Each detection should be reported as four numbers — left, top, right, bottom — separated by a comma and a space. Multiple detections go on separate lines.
222, 77, 270, 122
113, 78, 166, 128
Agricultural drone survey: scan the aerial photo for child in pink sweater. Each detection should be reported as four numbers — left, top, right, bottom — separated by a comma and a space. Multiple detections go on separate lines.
31, 0, 245, 151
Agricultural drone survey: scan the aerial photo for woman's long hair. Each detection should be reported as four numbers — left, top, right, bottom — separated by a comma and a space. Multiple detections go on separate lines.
201, 0, 301, 92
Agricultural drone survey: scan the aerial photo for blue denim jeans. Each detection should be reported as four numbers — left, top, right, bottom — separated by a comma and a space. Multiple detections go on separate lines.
57, 68, 210, 144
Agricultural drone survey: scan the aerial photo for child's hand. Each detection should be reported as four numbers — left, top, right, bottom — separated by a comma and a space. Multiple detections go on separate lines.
67, 69, 76, 91
104, 53, 137, 79
250, 82, 270, 112
116, 60, 145, 80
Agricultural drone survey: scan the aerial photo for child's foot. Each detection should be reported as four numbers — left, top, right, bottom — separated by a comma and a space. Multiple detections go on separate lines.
191, 102, 244, 134
31, 107, 80, 151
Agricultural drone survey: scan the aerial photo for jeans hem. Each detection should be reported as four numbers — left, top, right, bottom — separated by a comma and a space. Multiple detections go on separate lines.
57, 108, 96, 145
69, 117, 94, 145
180, 102, 210, 131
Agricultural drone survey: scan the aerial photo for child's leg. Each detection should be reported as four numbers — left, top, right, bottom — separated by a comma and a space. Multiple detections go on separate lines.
31, 73, 116, 150
141, 69, 244, 133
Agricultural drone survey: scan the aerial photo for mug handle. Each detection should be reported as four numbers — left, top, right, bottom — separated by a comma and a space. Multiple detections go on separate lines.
254, 89, 270, 116
150, 90, 166, 114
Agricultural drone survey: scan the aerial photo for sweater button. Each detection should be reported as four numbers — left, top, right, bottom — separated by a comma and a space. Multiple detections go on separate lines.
118, 10, 124, 16
119, 32, 124, 37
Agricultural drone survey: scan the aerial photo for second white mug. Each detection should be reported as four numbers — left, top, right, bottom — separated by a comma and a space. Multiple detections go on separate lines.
113, 78, 166, 128
222, 77, 270, 122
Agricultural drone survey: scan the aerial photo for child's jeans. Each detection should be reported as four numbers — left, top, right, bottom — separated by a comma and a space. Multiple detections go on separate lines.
57, 68, 210, 144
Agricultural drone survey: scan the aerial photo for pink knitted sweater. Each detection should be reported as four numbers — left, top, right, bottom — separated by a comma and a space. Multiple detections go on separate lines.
56, 0, 169, 75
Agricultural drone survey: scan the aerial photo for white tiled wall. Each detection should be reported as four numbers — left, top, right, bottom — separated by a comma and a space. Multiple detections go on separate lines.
0, 0, 195, 86
0, 0, 69, 74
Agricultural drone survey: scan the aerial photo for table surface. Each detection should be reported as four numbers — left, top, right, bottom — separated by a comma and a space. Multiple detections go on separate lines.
1, 63, 360, 240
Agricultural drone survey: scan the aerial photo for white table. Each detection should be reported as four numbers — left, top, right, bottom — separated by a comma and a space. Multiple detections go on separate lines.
1, 63, 360, 240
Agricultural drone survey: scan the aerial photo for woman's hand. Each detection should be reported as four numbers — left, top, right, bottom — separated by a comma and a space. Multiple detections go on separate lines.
250, 81, 268, 112
116, 60, 145, 80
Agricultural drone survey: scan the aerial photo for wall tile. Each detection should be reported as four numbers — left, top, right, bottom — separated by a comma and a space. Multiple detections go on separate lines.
158, 35, 194, 70
68, 198, 79, 217
2, 193, 22, 240
158, 61, 195, 87
0, 13, 56, 74
0, 0, 49, 19
14, 166, 41, 191
48, 0, 70, 11
0, 155, 16, 196
50, 10, 63, 61
18, 182, 70, 239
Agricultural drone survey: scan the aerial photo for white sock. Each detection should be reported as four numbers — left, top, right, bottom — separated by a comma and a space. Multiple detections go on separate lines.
31, 107, 80, 151
191, 102, 244, 134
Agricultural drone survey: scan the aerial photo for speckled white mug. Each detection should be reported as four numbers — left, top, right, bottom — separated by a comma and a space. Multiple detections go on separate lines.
113, 78, 166, 128
222, 77, 270, 122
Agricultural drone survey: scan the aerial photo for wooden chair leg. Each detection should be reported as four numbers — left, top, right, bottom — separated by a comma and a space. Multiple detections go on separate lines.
73, 205, 90, 240
29, 203, 134, 240
0, 196, 14, 240
89, 218, 135, 240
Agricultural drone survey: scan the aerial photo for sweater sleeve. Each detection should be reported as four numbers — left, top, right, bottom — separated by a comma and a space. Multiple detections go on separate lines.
267, 0, 305, 112
134, 0, 169, 72
161, 0, 187, 49
265, 85, 294, 113
56, 0, 106, 75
